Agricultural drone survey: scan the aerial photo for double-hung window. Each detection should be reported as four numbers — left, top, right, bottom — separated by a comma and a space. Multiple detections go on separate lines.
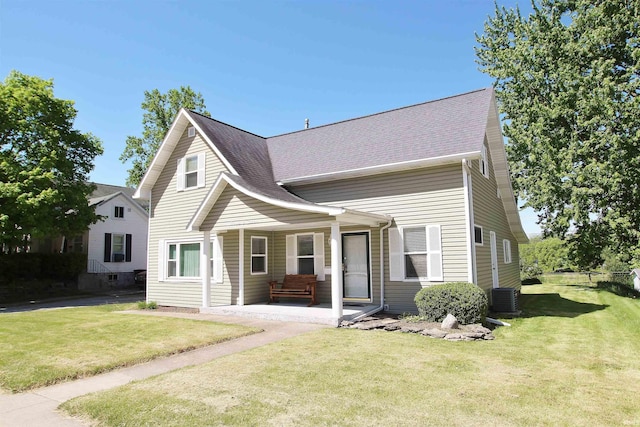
503, 239, 512, 264
167, 242, 200, 278
160, 237, 223, 282
251, 236, 267, 274
389, 225, 442, 282
177, 153, 205, 191
285, 233, 325, 280
103, 233, 132, 263
480, 145, 489, 178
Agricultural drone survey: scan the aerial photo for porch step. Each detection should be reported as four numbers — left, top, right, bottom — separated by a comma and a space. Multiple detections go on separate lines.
200, 303, 380, 327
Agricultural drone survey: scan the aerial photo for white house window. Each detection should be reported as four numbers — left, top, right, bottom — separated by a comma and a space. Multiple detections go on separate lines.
285, 233, 325, 280
480, 145, 489, 178
104, 233, 131, 263
176, 153, 205, 191
474, 225, 484, 246
503, 239, 512, 264
160, 237, 223, 282
403, 227, 427, 279
297, 234, 314, 274
112, 234, 125, 262
251, 236, 267, 274
389, 225, 442, 282
188, 126, 196, 137
167, 242, 200, 278
114, 206, 124, 218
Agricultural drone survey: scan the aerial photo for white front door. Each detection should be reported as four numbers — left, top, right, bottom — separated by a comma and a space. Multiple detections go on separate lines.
490, 231, 499, 288
342, 232, 370, 300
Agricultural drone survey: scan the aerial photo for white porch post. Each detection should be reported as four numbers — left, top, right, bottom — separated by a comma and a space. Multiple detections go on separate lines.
201, 229, 211, 308
239, 228, 245, 306
330, 222, 343, 321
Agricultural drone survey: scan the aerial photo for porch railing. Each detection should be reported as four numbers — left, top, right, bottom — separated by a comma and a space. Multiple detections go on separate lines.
88, 259, 112, 274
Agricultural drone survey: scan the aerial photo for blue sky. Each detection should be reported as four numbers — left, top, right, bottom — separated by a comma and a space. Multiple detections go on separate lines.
0, 0, 539, 235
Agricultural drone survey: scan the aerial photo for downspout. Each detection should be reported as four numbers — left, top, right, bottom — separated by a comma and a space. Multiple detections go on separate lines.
462, 159, 476, 284
350, 218, 393, 322
145, 192, 151, 303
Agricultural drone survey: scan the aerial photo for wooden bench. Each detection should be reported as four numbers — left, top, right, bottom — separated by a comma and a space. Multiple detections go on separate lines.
269, 274, 318, 306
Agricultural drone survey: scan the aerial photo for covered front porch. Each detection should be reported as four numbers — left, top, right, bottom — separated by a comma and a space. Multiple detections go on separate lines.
186, 172, 393, 326
201, 302, 379, 326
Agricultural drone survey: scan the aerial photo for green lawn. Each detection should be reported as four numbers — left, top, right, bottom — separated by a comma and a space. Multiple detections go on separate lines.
62, 282, 640, 426
0, 304, 260, 392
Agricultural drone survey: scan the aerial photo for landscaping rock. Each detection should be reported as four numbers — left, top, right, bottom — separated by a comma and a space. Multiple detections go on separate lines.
400, 324, 426, 333
344, 314, 497, 341
441, 313, 459, 329
421, 328, 448, 338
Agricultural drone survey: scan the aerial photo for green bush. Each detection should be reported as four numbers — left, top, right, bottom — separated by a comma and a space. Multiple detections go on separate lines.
138, 301, 158, 310
414, 282, 488, 324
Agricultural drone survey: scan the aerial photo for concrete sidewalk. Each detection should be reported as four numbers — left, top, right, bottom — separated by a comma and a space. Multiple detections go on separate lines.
0, 311, 328, 427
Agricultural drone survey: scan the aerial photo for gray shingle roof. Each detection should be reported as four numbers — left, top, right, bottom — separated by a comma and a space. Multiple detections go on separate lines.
185, 88, 493, 199
185, 111, 309, 204
266, 88, 493, 182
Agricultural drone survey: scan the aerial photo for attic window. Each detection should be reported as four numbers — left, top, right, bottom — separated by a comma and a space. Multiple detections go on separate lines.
188, 127, 195, 137
480, 145, 489, 178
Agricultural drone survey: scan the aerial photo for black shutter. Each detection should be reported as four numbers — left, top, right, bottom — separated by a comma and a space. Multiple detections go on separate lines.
104, 233, 111, 263
125, 234, 132, 262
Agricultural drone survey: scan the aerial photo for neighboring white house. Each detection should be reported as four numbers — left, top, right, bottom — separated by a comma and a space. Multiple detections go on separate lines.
31, 183, 149, 289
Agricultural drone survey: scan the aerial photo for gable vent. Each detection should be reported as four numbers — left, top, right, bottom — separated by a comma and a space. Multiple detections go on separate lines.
188, 126, 195, 137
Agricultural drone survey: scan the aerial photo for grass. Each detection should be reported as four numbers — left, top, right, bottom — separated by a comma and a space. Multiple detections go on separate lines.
0, 303, 260, 392
62, 282, 640, 426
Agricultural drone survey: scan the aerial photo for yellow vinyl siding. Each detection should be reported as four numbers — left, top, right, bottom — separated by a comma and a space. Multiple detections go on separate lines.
200, 187, 332, 232
147, 128, 230, 307
243, 231, 272, 305
472, 138, 521, 295
291, 165, 468, 314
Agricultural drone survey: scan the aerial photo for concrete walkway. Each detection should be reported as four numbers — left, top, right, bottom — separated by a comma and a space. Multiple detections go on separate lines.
0, 311, 328, 427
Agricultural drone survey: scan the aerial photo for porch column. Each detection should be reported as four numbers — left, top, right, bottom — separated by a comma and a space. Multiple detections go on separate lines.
201, 229, 211, 308
238, 228, 245, 306
330, 222, 343, 320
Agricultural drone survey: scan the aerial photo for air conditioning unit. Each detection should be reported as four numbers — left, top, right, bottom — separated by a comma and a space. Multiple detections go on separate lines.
492, 288, 519, 312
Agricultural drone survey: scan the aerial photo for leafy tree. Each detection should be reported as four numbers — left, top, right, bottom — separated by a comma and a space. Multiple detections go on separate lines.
476, 0, 640, 267
120, 87, 210, 186
519, 236, 571, 273
0, 71, 103, 252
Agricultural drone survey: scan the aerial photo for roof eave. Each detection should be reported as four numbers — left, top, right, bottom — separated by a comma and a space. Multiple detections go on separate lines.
486, 92, 529, 244
276, 151, 482, 186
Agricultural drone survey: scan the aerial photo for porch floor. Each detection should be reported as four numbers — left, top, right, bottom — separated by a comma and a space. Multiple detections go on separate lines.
200, 302, 380, 327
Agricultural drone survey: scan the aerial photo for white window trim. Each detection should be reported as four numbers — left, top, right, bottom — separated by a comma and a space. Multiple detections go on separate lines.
474, 225, 484, 246
159, 237, 221, 282
503, 239, 512, 264
111, 233, 125, 262
176, 152, 206, 192
481, 144, 489, 178
285, 232, 325, 281
250, 236, 268, 275
388, 225, 443, 282
187, 126, 196, 137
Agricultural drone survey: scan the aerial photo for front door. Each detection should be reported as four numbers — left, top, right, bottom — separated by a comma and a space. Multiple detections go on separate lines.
342, 232, 371, 300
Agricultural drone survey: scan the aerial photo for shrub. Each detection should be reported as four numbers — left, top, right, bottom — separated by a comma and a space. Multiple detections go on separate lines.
414, 282, 488, 324
138, 301, 158, 310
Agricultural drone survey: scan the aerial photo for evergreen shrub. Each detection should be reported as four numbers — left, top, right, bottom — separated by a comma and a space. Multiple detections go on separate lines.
414, 282, 488, 324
